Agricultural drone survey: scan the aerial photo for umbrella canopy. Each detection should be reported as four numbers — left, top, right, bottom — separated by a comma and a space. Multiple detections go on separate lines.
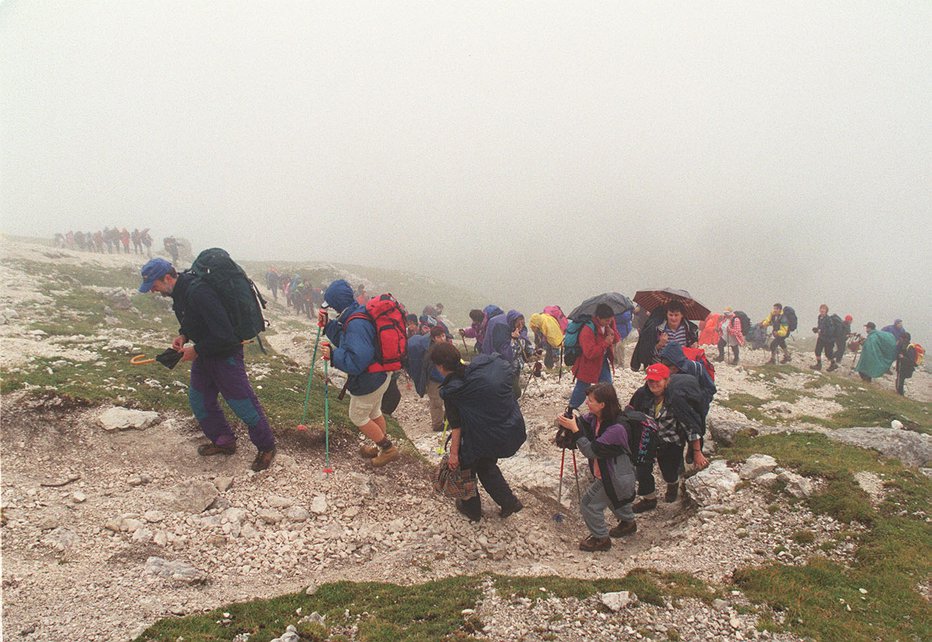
568, 292, 635, 320
633, 288, 710, 321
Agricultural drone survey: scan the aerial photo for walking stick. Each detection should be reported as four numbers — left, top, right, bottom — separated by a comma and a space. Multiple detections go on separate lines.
557, 448, 566, 504
436, 418, 448, 455
558, 346, 564, 380
460, 333, 468, 352
571, 450, 581, 503
322, 354, 333, 474
296, 325, 323, 431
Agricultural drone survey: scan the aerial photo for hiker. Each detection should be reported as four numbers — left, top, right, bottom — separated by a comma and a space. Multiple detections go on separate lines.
405, 327, 447, 431
568, 304, 619, 410
854, 322, 898, 383
131, 229, 142, 254
430, 342, 525, 522
556, 383, 637, 552
140, 228, 153, 257
895, 333, 921, 396
405, 313, 420, 338
355, 284, 368, 306
318, 279, 399, 467
882, 319, 908, 343
265, 269, 280, 301
628, 363, 709, 513
658, 343, 716, 420
480, 309, 530, 362
613, 308, 634, 370
138, 258, 276, 471
630, 302, 698, 371
836, 314, 854, 366
698, 311, 722, 347
810, 304, 838, 371
459, 309, 485, 350
529, 312, 564, 369
717, 309, 745, 364
120, 228, 131, 254
760, 303, 791, 364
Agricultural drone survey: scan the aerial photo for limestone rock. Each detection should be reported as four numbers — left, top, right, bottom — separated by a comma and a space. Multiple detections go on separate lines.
708, 417, 759, 447
601, 591, 636, 611
740, 454, 778, 480
310, 495, 327, 515
286, 506, 310, 522
170, 480, 218, 514
778, 471, 814, 498
685, 460, 741, 506
828, 426, 932, 468
214, 476, 234, 492
144, 556, 207, 585
98, 407, 159, 431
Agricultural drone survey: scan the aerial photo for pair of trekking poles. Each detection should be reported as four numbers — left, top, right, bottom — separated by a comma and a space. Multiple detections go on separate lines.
297, 324, 333, 474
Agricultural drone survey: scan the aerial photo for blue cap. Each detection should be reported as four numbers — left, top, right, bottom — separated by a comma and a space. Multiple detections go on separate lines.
139, 258, 173, 293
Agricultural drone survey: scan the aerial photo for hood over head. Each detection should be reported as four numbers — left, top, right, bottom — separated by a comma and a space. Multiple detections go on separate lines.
324, 279, 355, 312
659, 342, 689, 370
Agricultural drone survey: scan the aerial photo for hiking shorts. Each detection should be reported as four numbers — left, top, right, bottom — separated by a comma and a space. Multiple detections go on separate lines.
348, 376, 391, 426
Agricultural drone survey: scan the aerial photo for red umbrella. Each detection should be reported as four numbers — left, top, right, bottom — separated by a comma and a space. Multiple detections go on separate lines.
633, 288, 710, 321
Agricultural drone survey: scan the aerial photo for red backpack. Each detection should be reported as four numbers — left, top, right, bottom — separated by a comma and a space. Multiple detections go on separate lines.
347, 294, 408, 373
682, 346, 716, 382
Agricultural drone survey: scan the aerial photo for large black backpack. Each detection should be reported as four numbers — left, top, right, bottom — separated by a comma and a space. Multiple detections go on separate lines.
782, 306, 798, 333
190, 248, 269, 348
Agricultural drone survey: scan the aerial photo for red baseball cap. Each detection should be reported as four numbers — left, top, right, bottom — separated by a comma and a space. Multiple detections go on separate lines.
646, 363, 671, 381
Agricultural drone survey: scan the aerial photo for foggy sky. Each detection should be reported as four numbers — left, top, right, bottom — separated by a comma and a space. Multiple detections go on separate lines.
2, 1, 930, 335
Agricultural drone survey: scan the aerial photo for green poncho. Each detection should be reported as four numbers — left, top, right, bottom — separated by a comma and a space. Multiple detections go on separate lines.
855, 330, 898, 379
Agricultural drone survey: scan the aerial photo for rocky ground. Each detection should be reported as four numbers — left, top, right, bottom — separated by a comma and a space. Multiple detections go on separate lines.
1, 237, 929, 641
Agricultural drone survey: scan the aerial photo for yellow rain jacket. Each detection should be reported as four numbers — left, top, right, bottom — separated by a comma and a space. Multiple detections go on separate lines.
529, 313, 564, 348
760, 311, 789, 338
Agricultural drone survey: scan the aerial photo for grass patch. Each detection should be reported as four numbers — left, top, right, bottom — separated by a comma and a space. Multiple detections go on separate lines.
799, 373, 931, 433
135, 576, 484, 642
723, 432, 932, 641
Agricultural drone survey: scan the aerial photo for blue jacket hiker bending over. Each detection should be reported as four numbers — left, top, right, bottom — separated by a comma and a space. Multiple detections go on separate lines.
138, 257, 276, 472
318, 279, 399, 468
557, 383, 637, 553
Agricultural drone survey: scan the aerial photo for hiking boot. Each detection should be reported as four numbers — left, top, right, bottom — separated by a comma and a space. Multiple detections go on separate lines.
809, 362, 822, 371
456, 500, 481, 522
632, 497, 657, 513
609, 520, 637, 538
826, 361, 838, 372
664, 483, 679, 502
500, 499, 523, 519
359, 444, 380, 458
370, 445, 399, 467
251, 448, 276, 472
715, 355, 725, 363
578, 535, 612, 552
767, 356, 777, 365
781, 353, 792, 364
198, 442, 237, 456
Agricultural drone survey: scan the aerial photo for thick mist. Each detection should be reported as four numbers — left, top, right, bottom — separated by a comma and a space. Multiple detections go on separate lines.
1, 1, 929, 334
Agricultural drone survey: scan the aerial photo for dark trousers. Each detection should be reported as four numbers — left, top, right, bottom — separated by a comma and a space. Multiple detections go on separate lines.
189, 348, 275, 452
770, 336, 787, 355
718, 339, 739, 362
459, 457, 517, 519
636, 442, 684, 497
815, 337, 834, 360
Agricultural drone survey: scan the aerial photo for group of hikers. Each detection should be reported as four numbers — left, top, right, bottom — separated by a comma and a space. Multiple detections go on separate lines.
264, 269, 325, 319
137, 254, 923, 554
55, 227, 154, 256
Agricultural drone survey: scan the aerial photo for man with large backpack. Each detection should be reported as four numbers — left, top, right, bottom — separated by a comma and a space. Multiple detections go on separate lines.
319, 279, 401, 468
139, 257, 277, 472
810, 304, 840, 371
760, 303, 793, 364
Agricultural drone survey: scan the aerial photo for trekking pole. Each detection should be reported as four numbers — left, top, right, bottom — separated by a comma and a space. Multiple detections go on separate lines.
558, 347, 564, 380
436, 418, 448, 455
460, 333, 468, 352
571, 450, 581, 503
322, 347, 333, 474
296, 325, 323, 431
557, 448, 566, 504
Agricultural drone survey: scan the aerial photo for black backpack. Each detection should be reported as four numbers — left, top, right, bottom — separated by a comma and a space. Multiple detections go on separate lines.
734, 311, 751, 335
827, 313, 843, 339
190, 248, 269, 348
622, 410, 660, 466
782, 306, 798, 333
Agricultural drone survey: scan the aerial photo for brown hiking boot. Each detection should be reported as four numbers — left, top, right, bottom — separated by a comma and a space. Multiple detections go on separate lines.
579, 535, 612, 552
370, 445, 399, 467
198, 442, 237, 456
826, 361, 838, 372
767, 356, 777, 365
664, 482, 679, 502
251, 448, 276, 472
609, 520, 637, 538
632, 497, 657, 513
781, 352, 792, 364
359, 444, 380, 459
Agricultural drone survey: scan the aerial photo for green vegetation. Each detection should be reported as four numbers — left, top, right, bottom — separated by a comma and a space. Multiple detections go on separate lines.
723, 432, 932, 641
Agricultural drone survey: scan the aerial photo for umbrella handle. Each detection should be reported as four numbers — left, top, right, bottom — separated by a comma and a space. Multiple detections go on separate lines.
130, 354, 156, 365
